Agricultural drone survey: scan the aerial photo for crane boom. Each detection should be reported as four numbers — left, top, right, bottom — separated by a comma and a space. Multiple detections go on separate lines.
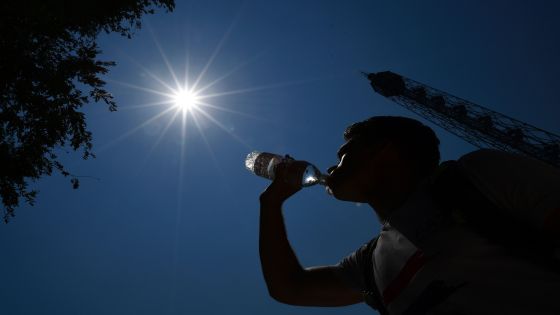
365, 71, 560, 168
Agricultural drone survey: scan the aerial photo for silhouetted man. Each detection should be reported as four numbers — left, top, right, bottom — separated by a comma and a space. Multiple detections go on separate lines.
258, 116, 560, 314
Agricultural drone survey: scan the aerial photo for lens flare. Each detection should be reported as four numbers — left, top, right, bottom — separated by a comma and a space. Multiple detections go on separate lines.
173, 89, 199, 112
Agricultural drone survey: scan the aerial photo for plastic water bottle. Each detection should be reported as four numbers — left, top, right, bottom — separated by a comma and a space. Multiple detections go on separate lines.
245, 151, 327, 187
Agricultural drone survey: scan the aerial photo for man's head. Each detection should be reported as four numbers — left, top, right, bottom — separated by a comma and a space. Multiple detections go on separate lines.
327, 116, 440, 210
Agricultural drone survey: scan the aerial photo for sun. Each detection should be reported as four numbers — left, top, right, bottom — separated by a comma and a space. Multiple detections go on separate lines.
173, 89, 199, 112
103, 22, 267, 155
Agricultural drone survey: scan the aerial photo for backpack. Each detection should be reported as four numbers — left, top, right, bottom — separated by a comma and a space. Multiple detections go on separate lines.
360, 151, 560, 312
432, 157, 560, 268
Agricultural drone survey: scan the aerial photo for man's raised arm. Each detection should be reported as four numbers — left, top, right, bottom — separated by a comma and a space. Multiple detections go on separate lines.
258, 161, 363, 307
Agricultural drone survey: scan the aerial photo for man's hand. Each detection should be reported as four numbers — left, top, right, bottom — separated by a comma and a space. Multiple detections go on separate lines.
259, 159, 309, 206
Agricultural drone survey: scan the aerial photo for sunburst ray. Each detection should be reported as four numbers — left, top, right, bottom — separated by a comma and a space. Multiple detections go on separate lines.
97, 106, 176, 153
190, 4, 245, 92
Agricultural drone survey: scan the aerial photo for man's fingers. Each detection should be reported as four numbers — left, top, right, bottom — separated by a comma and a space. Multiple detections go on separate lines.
273, 160, 307, 188
261, 159, 308, 204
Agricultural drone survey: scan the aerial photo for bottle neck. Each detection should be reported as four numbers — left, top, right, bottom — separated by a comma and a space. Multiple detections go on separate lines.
318, 173, 328, 186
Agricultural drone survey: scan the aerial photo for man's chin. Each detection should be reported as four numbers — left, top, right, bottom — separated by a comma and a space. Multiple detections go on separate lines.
327, 186, 359, 202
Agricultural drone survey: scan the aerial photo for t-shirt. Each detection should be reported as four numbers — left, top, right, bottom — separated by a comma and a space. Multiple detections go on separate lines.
335, 149, 560, 315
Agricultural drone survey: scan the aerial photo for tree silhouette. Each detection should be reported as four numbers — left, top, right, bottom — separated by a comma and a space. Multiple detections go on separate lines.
0, 0, 175, 222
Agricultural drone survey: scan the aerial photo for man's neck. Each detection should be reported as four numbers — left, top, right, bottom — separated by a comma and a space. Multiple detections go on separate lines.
367, 176, 420, 222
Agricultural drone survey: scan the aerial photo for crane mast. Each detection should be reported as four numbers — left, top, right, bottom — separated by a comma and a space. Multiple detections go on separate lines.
365, 71, 560, 168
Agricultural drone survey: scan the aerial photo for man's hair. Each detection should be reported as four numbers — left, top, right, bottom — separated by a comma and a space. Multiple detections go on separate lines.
344, 116, 441, 178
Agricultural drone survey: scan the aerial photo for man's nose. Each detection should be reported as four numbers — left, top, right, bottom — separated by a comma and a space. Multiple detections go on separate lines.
327, 165, 337, 174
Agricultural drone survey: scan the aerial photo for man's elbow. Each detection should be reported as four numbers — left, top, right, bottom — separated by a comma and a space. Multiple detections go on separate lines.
264, 281, 305, 305
268, 290, 295, 305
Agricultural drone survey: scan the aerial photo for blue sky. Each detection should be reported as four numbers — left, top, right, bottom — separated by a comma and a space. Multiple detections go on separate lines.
2, 1, 560, 314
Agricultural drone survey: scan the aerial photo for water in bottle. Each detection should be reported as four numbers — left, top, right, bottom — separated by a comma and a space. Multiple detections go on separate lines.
245, 151, 327, 187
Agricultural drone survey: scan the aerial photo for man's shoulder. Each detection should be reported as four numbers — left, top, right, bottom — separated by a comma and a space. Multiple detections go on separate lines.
458, 149, 558, 175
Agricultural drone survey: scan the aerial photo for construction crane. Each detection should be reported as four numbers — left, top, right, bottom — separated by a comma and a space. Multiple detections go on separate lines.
365, 71, 560, 168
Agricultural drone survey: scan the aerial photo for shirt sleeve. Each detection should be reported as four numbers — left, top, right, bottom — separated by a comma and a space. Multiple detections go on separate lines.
458, 149, 560, 232
333, 242, 371, 292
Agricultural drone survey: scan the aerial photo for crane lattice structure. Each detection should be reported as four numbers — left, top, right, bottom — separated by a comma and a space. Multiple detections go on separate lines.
365, 71, 560, 168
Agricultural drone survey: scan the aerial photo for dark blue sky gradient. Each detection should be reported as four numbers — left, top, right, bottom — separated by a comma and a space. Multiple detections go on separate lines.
2, 1, 560, 314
